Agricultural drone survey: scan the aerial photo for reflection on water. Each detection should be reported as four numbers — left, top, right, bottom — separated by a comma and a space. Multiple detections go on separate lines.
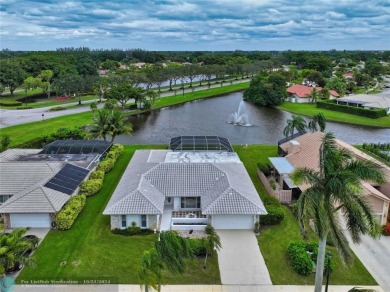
115, 92, 390, 145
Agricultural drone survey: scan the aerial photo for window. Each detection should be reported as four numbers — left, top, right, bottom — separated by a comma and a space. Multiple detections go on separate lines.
181, 197, 201, 209
121, 215, 126, 228
141, 215, 147, 228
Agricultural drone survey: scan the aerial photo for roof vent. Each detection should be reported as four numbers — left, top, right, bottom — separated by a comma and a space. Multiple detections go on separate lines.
288, 140, 300, 155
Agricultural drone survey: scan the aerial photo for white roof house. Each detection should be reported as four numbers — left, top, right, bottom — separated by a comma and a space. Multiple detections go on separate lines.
336, 94, 390, 114
103, 150, 267, 231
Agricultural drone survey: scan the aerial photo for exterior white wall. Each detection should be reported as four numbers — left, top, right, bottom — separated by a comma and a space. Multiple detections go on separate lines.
173, 197, 181, 211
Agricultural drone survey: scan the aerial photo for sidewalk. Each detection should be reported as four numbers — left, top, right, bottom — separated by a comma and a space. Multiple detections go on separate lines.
13, 284, 383, 292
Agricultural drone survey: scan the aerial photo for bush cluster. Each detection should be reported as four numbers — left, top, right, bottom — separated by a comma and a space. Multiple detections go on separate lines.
79, 179, 103, 197
257, 162, 271, 176
97, 158, 115, 173
317, 100, 387, 119
112, 227, 154, 236
55, 195, 86, 230
187, 238, 207, 256
0, 101, 22, 106
49, 106, 66, 111
287, 241, 335, 276
382, 223, 390, 236
89, 169, 105, 180
260, 206, 285, 225
362, 143, 390, 163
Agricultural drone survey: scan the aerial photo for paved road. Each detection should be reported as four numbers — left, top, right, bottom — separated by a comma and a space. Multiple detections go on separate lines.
0, 79, 250, 129
217, 230, 272, 285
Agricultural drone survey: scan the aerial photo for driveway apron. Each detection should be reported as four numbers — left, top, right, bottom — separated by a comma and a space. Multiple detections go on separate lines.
216, 230, 272, 285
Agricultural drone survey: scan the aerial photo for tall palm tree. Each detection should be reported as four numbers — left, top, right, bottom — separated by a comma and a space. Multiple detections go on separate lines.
139, 230, 193, 292
308, 113, 327, 132
283, 115, 307, 139
109, 110, 132, 142
203, 228, 222, 268
290, 132, 385, 292
88, 109, 112, 141
0, 228, 36, 278
309, 88, 319, 103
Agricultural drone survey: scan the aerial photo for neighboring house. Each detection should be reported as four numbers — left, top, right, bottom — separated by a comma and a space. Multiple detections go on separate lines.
0, 140, 112, 229
336, 94, 390, 114
103, 136, 267, 231
287, 84, 339, 103
267, 132, 390, 225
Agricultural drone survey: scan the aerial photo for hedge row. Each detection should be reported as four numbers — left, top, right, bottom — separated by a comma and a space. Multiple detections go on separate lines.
260, 196, 285, 226
112, 227, 154, 236
287, 241, 334, 276
55, 195, 86, 230
0, 101, 22, 106
79, 179, 103, 196
317, 100, 387, 119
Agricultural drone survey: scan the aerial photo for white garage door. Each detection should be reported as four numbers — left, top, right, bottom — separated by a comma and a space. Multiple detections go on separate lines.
213, 215, 254, 230
10, 213, 51, 228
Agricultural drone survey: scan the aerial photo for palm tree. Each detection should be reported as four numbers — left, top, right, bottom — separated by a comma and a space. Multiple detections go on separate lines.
109, 110, 132, 142
283, 115, 307, 139
309, 88, 319, 103
308, 113, 327, 132
90, 102, 98, 118
88, 109, 112, 141
290, 132, 385, 292
203, 228, 222, 268
0, 228, 36, 278
139, 230, 193, 292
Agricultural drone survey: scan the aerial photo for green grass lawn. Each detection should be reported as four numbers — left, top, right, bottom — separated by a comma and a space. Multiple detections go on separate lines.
235, 145, 377, 285
277, 102, 390, 128
17, 145, 220, 284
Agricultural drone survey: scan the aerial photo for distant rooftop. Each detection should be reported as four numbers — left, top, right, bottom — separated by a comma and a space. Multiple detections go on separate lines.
169, 136, 233, 152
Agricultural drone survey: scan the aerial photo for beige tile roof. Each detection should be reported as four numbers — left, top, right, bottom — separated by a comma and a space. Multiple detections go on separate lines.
280, 131, 324, 172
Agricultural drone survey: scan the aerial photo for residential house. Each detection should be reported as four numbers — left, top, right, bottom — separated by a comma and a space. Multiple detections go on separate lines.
267, 132, 390, 225
336, 94, 390, 114
287, 84, 339, 103
103, 136, 267, 231
0, 140, 112, 228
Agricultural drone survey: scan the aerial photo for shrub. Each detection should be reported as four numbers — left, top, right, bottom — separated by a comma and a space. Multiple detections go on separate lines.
112, 227, 154, 236
382, 223, 390, 236
0, 101, 22, 106
106, 144, 124, 160
205, 224, 214, 235
257, 163, 271, 176
49, 106, 66, 111
79, 179, 103, 196
289, 203, 298, 218
187, 238, 207, 256
269, 179, 277, 190
287, 242, 313, 276
55, 194, 86, 230
262, 195, 281, 207
260, 205, 284, 225
97, 158, 115, 173
317, 100, 387, 119
89, 170, 105, 180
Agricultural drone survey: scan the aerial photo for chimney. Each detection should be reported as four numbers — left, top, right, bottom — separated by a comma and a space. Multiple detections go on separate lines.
288, 140, 300, 155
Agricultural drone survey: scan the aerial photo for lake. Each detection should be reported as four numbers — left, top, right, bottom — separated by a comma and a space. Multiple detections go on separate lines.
115, 92, 390, 145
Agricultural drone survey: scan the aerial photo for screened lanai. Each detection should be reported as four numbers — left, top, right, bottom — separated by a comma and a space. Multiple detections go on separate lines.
40, 140, 112, 155
169, 136, 233, 152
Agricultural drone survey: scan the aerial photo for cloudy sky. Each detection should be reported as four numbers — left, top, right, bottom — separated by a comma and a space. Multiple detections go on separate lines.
0, 0, 389, 51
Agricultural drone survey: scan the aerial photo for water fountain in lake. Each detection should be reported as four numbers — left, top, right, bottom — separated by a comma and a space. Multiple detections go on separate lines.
227, 101, 252, 126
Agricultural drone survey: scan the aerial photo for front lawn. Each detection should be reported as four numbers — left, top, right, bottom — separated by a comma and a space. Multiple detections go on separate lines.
17, 145, 220, 284
277, 102, 390, 128
235, 145, 377, 285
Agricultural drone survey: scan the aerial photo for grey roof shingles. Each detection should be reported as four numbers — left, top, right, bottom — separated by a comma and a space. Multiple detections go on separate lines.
103, 150, 267, 216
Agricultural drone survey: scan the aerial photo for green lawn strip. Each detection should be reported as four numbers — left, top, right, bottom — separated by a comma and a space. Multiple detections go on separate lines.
235, 145, 377, 285
1, 88, 42, 99
276, 102, 390, 128
0, 111, 95, 147
17, 145, 221, 284
0, 95, 98, 109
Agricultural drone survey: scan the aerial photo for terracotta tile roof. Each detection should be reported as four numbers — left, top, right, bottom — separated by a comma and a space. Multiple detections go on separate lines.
287, 84, 339, 98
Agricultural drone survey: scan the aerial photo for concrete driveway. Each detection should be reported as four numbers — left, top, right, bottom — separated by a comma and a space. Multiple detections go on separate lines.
345, 233, 390, 291
216, 230, 272, 285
